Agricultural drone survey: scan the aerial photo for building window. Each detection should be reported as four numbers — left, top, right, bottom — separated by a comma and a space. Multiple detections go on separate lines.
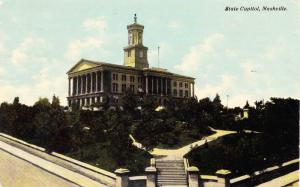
185, 83, 188, 88
122, 75, 126, 81
173, 81, 177, 87
185, 91, 189, 97
113, 83, 118, 92
113, 73, 118, 81
128, 50, 131, 57
179, 82, 183, 87
179, 90, 183, 97
122, 84, 126, 92
130, 85, 135, 92
130, 76, 135, 82
173, 89, 177, 96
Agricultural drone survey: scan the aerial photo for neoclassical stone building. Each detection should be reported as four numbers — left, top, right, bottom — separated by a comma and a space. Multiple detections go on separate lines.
67, 15, 195, 107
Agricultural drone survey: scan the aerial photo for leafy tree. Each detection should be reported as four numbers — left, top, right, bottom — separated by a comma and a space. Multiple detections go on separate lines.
34, 97, 51, 106
51, 95, 60, 108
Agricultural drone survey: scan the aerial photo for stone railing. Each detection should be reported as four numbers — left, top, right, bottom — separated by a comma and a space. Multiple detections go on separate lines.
0, 133, 116, 186
183, 158, 298, 187
129, 176, 147, 187
230, 159, 299, 186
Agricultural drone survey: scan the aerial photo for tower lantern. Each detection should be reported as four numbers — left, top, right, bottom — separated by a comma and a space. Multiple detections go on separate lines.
123, 14, 149, 69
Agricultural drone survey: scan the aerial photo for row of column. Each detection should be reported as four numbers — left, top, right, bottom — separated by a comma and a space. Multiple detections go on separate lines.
145, 76, 195, 97
145, 76, 170, 95
69, 71, 104, 97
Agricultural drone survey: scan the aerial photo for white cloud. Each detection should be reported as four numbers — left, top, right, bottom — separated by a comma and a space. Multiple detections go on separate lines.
261, 46, 283, 61
168, 21, 182, 29
229, 94, 256, 108
175, 33, 224, 73
195, 74, 236, 100
0, 67, 5, 77
83, 17, 107, 31
0, 0, 3, 6
10, 37, 46, 66
0, 69, 67, 106
65, 37, 104, 61
65, 17, 108, 61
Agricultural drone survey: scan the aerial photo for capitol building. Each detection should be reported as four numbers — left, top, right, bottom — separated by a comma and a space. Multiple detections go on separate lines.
67, 15, 195, 107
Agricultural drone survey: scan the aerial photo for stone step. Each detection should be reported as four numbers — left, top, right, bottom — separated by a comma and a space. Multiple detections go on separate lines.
156, 159, 187, 186
157, 173, 186, 177
158, 169, 185, 172
156, 165, 184, 168
159, 172, 186, 175
158, 177, 187, 181
158, 181, 187, 185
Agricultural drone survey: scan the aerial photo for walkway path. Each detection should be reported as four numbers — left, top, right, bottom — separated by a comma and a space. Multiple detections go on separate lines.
131, 127, 237, 160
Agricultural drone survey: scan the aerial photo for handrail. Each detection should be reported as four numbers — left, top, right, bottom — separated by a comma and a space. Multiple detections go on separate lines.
0, 133, 116, 180
183, 158, 190, 175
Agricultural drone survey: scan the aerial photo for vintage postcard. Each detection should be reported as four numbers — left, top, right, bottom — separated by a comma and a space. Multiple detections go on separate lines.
0, 0, 299, 186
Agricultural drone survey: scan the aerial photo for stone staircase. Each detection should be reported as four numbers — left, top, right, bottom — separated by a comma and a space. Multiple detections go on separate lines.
156, 159, 188, 187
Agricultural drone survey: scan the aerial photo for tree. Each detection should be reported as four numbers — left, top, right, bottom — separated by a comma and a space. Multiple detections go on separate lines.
34, 97, 51, 106
13, 97, 20, 106
51, 95, 60, 108
121, 89, 139, 118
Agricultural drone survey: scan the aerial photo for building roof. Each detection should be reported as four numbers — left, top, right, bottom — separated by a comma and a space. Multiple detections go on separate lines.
67, 59, 194, 80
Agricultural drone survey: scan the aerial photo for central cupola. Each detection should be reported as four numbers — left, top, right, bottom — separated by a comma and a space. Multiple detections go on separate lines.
123, 14, 149, 69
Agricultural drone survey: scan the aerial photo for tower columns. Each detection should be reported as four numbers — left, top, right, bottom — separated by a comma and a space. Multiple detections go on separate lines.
68, 78, 71, 97
146, 76, 149, 94
101, 71, 104, 92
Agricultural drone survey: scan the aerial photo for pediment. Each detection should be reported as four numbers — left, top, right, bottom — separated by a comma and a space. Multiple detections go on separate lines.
67, 60, 100, 74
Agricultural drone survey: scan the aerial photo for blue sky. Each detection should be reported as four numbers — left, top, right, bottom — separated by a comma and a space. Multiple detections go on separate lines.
0, 0, 299, 106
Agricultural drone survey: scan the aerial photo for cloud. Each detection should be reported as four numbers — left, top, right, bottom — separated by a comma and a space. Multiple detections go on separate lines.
0, 68, 67, 106
0, 67, 5, 77
0, 0, 3, 6
174, 33, 224, 73
195, 74, 236, 100
65, 17, 108, 61
83, 17, 107, 31
168, 21, 182, 29
10, 37, 47, 66
65, 37, 104, 61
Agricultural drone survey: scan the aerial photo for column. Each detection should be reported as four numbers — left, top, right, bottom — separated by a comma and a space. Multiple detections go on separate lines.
145, 167, 157, 187
164, 78, 167, 95
96, 71, 98, 92
68, 78, 71, 96
81, 76, 84, 94
78, 76, 81, 95
145, 76, 148, 94
101, 71, 104, 92
115, 168, 130, 187
151, 76, 154, 94
76, 76, 79, 95
85, 74, 88, 94
156, 77, 158, 95
216, 170, 231, 187
160, 77, 163, 95
187, 166, 199, 187
192, 83, 195, 97
91, 72, 93, 93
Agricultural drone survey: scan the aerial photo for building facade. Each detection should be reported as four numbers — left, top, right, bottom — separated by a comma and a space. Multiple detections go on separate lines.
67, 15, 195, 107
